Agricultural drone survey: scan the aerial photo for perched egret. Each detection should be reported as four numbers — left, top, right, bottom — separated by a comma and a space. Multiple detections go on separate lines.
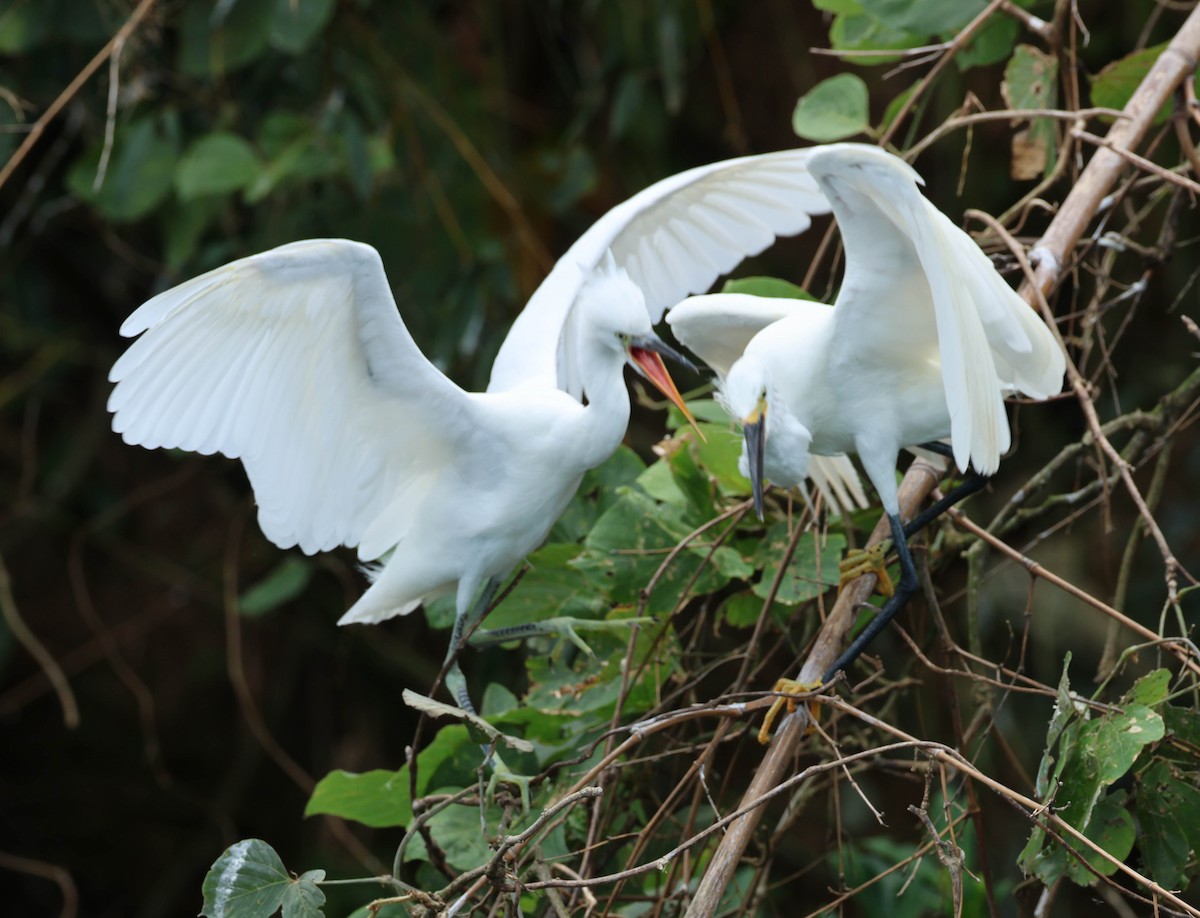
667, 143, 1065, 686
107, 149, 849, 728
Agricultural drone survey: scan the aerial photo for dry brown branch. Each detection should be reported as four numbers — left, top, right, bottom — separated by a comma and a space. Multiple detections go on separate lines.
0, 0, 158, 193
0, 552, 79, 728
685, 7, 1200, 910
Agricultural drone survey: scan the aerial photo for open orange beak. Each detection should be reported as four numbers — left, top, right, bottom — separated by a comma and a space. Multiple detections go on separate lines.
627, 334, 704, 439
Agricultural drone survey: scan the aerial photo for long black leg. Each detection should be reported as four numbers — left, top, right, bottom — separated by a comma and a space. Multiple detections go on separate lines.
903, 470, 989, 538
823, 512, 917, 683
444, 577, 502, 718
823, 469, 989, 682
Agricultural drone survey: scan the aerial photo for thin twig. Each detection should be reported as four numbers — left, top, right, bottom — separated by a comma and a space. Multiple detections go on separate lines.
0, 0, 159, 193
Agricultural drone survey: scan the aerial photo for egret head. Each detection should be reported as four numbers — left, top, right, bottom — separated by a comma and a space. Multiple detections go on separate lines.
575, 262, 701, 434
724, 357, 771, 519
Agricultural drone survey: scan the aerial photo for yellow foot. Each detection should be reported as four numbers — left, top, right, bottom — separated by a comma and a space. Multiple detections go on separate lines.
838, 543, 895, 597
758, 678, 823, 744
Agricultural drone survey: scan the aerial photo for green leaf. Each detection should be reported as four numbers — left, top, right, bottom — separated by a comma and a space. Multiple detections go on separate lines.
67, 118, 178, 222
270, 0, 335, 54
792, 75, 870, 142
200, 839, 322, 918
720, 276, 817, 300
859, 0, 984, 36
1136, 759, 1200, 891
1126, 668, 1171, 707
1091, 43, 1177, 125
720, 591, 763, 628
179, 0, 274, 78
402, 791, 498, 871
304, 769, 412, 829
1163, 704, 1200, 749
552, 446, 645, 542
830, 11, 922, 58
481, 543, 606, 631
751, 524, 844, 607
1091, 703, 1164, 784
176, 133, 263, 201
1067, 791, 1135, 884
954, 12, 1018, 71
1002, 44, 1059, 180
239, 558, 312, 617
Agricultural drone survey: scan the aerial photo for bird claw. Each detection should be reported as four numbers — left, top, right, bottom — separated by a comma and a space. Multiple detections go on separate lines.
758, 678, 823, 744
838, 543, 895, 597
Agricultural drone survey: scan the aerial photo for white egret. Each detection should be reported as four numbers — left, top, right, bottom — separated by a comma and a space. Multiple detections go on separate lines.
667, 143, 1065, 686
106, 149, 854, 768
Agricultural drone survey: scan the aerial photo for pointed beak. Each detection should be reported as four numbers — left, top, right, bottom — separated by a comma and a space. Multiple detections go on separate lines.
627, 333, 703, 437
743, 408, 766, 520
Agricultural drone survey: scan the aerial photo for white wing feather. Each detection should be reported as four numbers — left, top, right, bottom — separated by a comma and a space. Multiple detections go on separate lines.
810, 144, 1064, 474
109, 239, 474, 559
667, 293, 868, 517
488, 149, 831, 395
666, 293, 811, 376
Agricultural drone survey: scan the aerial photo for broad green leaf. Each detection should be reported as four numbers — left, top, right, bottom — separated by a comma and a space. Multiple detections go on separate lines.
179, 0, 274, 78
792, 75, 870, 142
67, 118, 178, 222
239, 558, 311, 617
1136, 759, 1200, 890
830, 11, 921, 58
667, 441, 716, 521
1091, 43, 1179, 125
480, 543, 606, 631
1126, 668, 1171, 707
200, 839, 320, 918
691, 423, 751, 496
270, 0, 335, 54
954, 13, 1019, 70
720, 276, 817, 300
1163, 704, 1200, 749
552, 446, 645, 542
859, 0, 984, 36
751, 524, 844, 607
720, 591, 763, 628
1067, 791, 1135, 884
1002, 45, 1059, 179
304, 769, 412, 829
281, 871, 325, 918
402, 791, 495, 871
176, 133, 263, 200
1091, 703, 1164, 784
581, 486, 731, 613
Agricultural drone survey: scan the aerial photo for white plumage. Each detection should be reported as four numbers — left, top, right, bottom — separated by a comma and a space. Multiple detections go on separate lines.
667, 143, 1065, 526
108, 149, 849, 631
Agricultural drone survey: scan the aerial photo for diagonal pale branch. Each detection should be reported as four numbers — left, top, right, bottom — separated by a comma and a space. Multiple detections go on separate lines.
684, 7, 1200, 914
0, 0, 159, 193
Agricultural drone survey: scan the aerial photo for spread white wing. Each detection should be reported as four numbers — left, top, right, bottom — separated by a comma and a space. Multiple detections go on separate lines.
811, 144, 1064, 474
108, 239, 475, 559
488, 149, 832, 396
667, 293, 868, 517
